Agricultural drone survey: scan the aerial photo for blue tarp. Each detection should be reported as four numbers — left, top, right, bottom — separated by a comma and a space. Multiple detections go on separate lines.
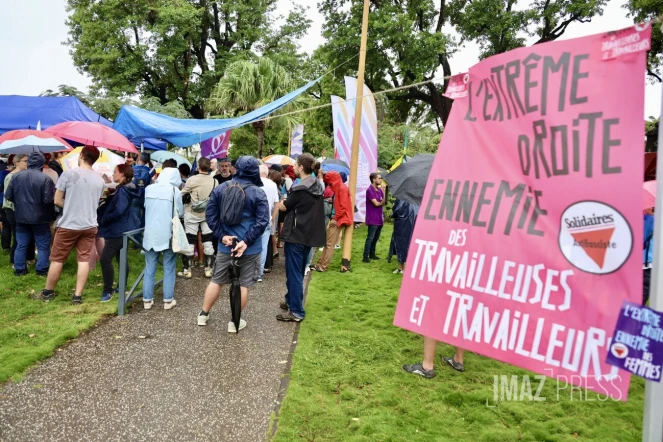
113, 77, 321, 147
0, 95, 167, 151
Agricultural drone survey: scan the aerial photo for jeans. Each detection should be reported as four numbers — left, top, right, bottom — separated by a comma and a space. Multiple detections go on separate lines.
259, 227, 271, 277
5, 209, 34, 264
100, 237, 128, 293
143, 248, 177, 302
363, 224, 383, 259
284, 242, 311, 319
15, 223, 51, 273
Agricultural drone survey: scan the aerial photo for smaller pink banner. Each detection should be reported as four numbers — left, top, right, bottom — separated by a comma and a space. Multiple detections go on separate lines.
201, 130, 231, 159
442, 73, 470, 99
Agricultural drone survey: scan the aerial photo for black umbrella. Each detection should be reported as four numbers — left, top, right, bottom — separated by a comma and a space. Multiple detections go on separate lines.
322, 158, 350, 169
377, 166, 388, 176
228, 239, 242, 334
383, 154, 435, 205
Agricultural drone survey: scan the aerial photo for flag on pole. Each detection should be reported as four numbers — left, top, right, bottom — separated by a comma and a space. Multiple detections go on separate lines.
290, 124, 304, 158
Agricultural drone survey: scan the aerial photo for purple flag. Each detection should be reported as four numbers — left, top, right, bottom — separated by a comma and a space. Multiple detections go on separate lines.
201, 130, 231, 159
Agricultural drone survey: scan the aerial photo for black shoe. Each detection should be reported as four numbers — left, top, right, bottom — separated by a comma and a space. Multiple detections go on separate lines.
2, 248, 9, 253
362, 257, 370, 263
370, 255, 380, 260
36, 271, 48, 277
403, 362, 436, 379
72, 295, 82, 305
443, 356, 465, 372
14, 269, 27, 276
279, 301, 289, 311
40, 289, 55, 301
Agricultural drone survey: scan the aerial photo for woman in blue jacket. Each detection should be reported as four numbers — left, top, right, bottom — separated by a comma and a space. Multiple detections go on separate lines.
98, 164, 140, 302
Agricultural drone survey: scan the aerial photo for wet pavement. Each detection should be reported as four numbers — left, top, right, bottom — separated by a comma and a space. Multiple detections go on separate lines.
0, 255, 301, 442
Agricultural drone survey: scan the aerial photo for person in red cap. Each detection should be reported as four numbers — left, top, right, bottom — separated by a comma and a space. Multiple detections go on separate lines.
314, 171, 353, 272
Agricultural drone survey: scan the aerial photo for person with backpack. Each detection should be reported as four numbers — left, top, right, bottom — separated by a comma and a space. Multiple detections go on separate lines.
197, 156, 269, 332
131, 152, 152, 244
276, 153, 326, 322
644, 207, 655, 305
179, 157, 216, 278
142, 167, 184, 310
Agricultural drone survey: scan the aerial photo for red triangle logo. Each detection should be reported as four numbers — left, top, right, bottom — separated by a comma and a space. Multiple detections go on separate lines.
614, 348, 625, 357
571, 227, 615, 269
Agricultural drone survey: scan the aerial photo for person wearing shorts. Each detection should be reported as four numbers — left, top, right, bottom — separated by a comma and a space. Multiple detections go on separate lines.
197, 156, 269, 332
41, 146, 105, 304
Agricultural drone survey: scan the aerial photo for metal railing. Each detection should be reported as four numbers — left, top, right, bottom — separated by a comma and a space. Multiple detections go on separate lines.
117, 228, 163, 316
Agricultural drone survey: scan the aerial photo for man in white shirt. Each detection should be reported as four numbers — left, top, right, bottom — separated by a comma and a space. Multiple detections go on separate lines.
259, 164, 280, 282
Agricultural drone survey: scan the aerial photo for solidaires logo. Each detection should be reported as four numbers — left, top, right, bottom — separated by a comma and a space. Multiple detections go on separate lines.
558, 201, 633, 275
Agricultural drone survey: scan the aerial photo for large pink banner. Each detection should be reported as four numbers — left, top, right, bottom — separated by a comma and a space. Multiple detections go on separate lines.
394, 25, 651, 400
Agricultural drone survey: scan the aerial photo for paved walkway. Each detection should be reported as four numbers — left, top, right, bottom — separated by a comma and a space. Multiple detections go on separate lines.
0, 254, 301, 442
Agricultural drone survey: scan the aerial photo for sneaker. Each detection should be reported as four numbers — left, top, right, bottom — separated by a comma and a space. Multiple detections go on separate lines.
370, 255, 380, 260
276, 311, 303, 322
197, 311, 209, 326
258, 276, 263, 282
144, 300, 154, 310
279, 301, 289, 311
40, 289, 55, 302
101, 292, 114, 303
403, 362, 436, 379
228, 319, 247, 333
27, 260, 36, 266
362, 257, 370, 263
443, 356, 465, 372
318, 247, 324, 251
72, 295, 82, 305
335, 244, 341, 249
178, 268, 192, 279
36, 271, 48, 277
14, 269, 27, 276
393, 269, 404, 274
163, 299, 177, 310
204, 267, 213, 278
304, 267, 310, 276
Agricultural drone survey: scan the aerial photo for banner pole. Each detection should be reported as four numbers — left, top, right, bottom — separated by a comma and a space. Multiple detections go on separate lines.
341, 0, 370, 271
642, 85, 663, 442
288, 125, 292, 158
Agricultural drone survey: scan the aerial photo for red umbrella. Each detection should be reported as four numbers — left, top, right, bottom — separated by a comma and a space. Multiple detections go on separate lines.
0, 129, 73, 154
45, 121, 139, 154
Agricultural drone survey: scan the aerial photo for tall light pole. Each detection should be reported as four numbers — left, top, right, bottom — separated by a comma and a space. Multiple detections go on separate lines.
341, 0, 370, 271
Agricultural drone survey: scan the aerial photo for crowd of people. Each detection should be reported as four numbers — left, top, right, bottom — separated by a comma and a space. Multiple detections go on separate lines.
0, 148, 422, 332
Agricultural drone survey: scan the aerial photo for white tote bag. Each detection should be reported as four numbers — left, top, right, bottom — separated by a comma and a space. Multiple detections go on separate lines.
171, 188, 189, 253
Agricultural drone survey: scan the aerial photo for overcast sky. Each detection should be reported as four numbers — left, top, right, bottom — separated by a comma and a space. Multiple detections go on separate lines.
0, 0, 659, 118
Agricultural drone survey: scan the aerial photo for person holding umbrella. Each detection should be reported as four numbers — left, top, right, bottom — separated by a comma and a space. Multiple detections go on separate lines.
197, 156, 269, 332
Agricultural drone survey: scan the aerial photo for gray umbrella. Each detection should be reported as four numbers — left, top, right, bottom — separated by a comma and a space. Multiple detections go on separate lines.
322, 158, 350, 169
383, 154, 435, 205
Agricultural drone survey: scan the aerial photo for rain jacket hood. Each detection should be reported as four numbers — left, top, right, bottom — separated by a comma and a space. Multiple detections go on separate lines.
291, 175, 323, 197
234, 156, 263, 187
156, 167, 182, 188
28, 152, 46, 171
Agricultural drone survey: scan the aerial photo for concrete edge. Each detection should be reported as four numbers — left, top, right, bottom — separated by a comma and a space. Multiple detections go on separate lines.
266, 271, 311, 441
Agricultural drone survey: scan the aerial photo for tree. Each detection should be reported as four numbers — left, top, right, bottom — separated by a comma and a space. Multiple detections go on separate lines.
208, 57, 302, 158
318, 0, 606, 126
625, 0, 663, 82
65, 0, 311, 118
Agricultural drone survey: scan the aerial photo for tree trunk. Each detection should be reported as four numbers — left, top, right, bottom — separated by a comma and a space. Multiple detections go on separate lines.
254, 120, 265, 158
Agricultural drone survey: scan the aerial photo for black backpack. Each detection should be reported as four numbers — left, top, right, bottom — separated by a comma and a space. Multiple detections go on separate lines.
218, 180, 254, 225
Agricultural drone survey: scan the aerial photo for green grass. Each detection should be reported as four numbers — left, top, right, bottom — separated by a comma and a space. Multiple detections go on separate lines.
274, 224, 646, 442
0, 243, 148, 384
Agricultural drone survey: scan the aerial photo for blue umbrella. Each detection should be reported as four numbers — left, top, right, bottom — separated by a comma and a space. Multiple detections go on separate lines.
321, 162, 350, 176
150, 150, 191, 167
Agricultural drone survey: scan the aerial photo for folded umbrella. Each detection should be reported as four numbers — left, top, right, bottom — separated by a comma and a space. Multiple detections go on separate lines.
228, 239, 242, 334
45, 121, 139, 154
383, 154, 435, 206
0, 129, 73, 154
